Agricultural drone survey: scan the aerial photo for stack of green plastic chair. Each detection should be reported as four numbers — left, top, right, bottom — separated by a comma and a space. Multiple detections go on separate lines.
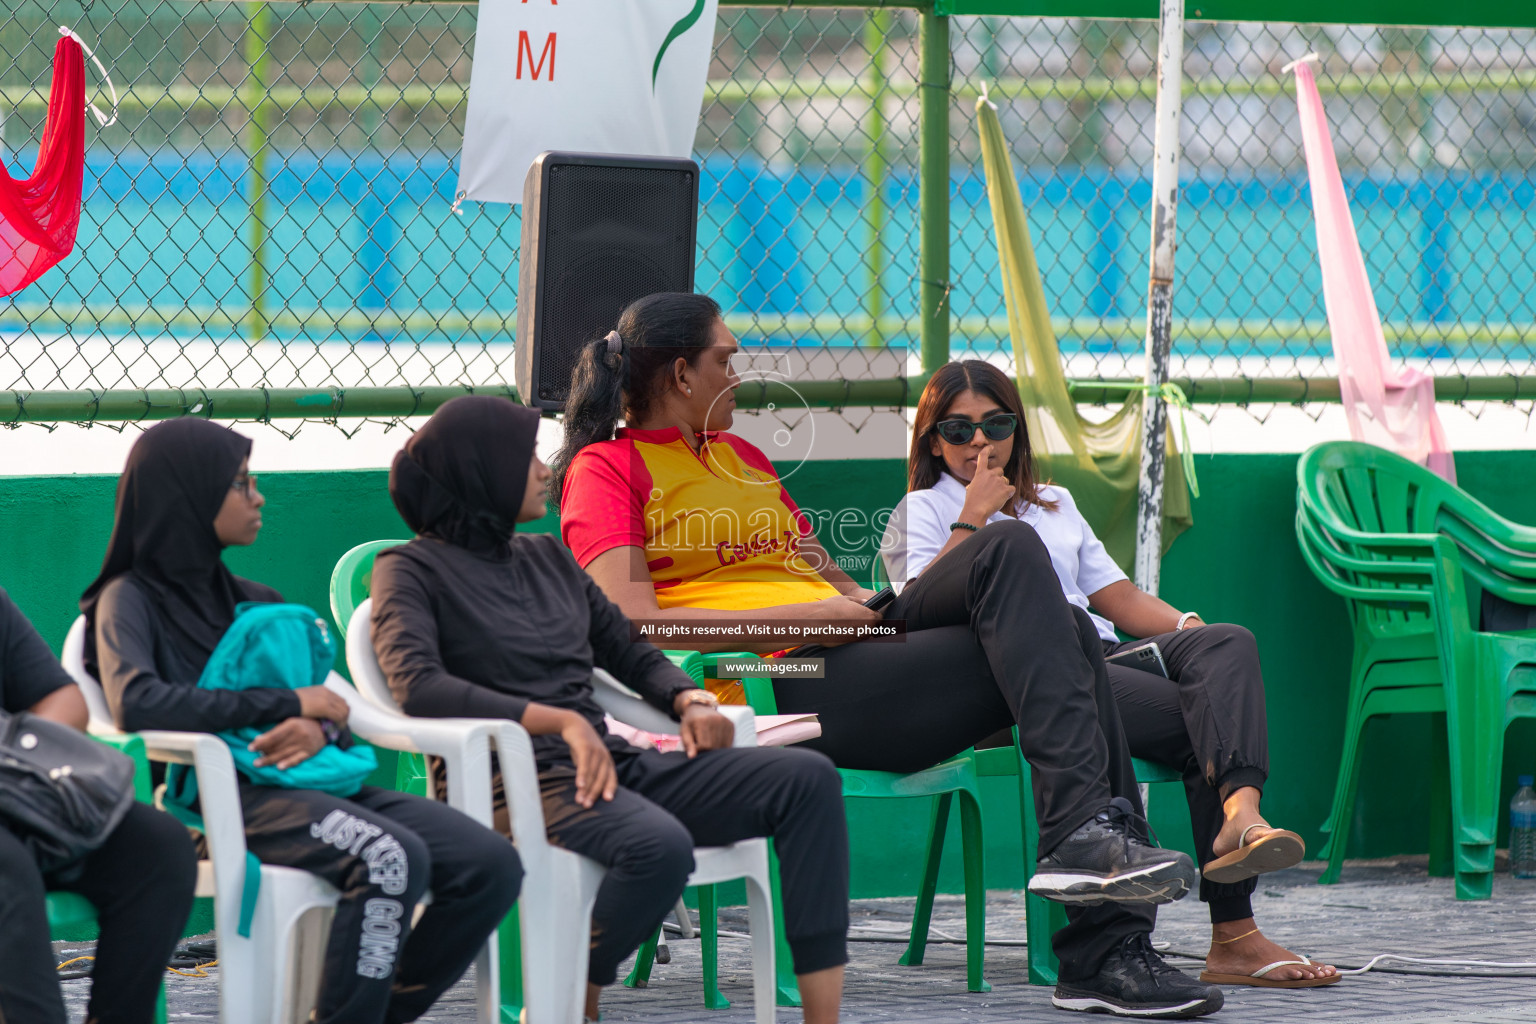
1296, 440, 1536, 900
48, 733, 169, 1023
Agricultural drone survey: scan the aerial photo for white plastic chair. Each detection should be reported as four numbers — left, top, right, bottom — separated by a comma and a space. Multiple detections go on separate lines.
62, 616, 503, 1024
347, 599, 778, 1024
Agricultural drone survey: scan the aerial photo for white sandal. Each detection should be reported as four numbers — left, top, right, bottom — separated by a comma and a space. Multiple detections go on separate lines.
1201, 953, 1342, 989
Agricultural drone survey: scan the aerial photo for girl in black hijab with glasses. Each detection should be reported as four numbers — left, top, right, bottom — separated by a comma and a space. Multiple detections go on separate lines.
83, 417, 521, 1024
369, 395, 851, 1024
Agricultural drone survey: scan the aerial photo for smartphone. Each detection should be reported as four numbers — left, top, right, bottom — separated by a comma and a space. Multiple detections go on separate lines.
1105, 641, 1169, 678
862, 586, 896, 613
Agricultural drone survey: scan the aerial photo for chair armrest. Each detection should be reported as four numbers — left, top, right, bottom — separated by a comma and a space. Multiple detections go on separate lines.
135, 729, 252, 917
590, 668, 679, 736
699, 651, 762, 673
325, 675, 496, 827
486, 720, 552, 866
662, 650, 706, 685
1442, 519, 1536, 601
699, 651, 780, 715
590, 670, 759, 746
718, 705, 758, 748
1443, 498, 1536, 557
1296, 510, 1435, 604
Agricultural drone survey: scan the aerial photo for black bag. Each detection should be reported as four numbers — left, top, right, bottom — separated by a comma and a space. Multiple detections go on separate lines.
0, 709, 136, 880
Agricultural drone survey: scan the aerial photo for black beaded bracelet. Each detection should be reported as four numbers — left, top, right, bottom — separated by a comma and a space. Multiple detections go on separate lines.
950, 520, 979, 533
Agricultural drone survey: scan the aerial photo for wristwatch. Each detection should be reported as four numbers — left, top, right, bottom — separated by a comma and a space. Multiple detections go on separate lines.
676, 690, 720, 712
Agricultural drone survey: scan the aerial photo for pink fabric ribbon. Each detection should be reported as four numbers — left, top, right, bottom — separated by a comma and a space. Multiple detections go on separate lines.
1290, 56, 1456, 482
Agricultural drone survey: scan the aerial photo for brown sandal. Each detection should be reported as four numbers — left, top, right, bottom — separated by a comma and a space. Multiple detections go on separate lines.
1202, 823, 1305, 883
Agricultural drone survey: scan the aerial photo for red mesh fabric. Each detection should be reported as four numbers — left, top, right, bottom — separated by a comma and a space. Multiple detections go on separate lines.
0, 37, 86, 297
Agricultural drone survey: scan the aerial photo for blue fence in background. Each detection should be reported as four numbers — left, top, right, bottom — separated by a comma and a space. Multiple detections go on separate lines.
5, 149, 1533, 363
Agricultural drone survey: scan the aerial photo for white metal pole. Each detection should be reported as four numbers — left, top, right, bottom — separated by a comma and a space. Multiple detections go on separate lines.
1133, 0, 1187, 595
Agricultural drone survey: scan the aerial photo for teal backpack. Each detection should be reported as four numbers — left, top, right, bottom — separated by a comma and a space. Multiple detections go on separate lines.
163, 602, 378, 934
170, 602, 377, 797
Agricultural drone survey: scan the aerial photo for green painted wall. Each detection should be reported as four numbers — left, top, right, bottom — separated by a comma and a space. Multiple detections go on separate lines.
5, 451, 1535, 899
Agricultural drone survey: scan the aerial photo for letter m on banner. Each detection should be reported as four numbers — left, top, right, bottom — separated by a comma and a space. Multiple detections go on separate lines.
459, 0, 720, 204
517, 31, 556, 80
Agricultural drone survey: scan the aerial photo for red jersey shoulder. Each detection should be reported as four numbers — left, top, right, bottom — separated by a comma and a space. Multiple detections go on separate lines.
563, 439, 653, 500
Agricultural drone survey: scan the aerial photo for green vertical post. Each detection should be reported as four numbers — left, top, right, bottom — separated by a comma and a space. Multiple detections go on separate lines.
862, 10, 891, 347
244, 3, 274, 342
919, 6, 950, 373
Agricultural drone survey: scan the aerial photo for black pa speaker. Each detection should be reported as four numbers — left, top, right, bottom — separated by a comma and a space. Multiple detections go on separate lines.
516, 151, 699, 411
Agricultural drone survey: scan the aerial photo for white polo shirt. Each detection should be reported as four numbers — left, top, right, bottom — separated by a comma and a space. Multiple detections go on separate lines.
883, 472, 1127, 642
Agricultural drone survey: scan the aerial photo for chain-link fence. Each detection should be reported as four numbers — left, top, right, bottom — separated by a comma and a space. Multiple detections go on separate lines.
947, 17, 1536, 385
2, 1, 1534, 422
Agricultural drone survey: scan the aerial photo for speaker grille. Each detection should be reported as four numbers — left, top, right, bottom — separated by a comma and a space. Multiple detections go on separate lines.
533, 163, 697, 405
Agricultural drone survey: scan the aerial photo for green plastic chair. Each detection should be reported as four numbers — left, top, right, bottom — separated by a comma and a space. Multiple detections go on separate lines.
633, 533, 991, 1004
619, 649, 988, 1005
1296, 440, 1536, 900
47, 733, 169, 1022
330, 538, 406, 643
657, 646, 1184, 992
330, 539, 430, 797
873, 547, 1184, 984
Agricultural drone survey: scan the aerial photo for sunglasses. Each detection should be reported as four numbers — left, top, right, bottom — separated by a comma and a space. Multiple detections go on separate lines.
933, 413, 1018, 447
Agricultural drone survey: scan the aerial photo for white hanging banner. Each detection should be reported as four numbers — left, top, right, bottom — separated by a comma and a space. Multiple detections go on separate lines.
458, 0, 718, 205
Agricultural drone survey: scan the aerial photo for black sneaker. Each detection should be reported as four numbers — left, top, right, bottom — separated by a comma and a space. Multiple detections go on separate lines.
1028, 797, 1196, 905
1053, 935, 1224, 1018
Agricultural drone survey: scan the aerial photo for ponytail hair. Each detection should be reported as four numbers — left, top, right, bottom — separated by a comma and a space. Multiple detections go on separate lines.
552, 291, 723, 502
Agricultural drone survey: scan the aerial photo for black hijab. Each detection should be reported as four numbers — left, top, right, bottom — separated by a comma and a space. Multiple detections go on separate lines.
81, 418, 254, 674
389, 396, 541, 558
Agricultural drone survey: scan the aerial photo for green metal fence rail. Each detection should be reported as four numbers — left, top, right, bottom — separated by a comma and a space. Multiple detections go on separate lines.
2, 1, 1534, 423
11, 373, 1536, 426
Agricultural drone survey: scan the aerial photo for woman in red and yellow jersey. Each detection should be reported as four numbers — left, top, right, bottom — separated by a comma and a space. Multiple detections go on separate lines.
555, 293, 1223, 1017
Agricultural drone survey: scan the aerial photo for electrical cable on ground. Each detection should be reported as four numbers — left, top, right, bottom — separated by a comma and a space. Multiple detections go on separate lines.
673, 919, 1536, 976
56, 941, 220, 981
1161, 949, 1536, 978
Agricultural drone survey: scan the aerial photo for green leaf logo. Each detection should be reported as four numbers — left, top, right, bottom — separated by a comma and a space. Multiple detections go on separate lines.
652, 0, 707, 93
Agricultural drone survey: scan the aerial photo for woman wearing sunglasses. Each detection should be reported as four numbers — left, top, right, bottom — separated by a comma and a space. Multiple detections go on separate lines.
884, 360, 1338, 992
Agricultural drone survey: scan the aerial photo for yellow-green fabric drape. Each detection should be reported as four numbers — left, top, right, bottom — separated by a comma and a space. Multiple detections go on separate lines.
975, 95, 1191, 571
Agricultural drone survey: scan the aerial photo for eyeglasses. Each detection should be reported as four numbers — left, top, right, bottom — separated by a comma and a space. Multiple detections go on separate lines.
933, 413, 1018, 446
229, 474, 258, 499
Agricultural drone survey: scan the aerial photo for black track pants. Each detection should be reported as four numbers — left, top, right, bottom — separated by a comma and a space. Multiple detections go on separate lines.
238, 783, 521, 1024
0, 802, 197, 1024
1107, 623, 1271, 922
534, 745, 849, 986
774, 520, 1155, 979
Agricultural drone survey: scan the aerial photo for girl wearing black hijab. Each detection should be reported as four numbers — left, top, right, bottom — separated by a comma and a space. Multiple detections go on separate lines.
83, 417, 521, 1024
369, 396, 851, 1024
